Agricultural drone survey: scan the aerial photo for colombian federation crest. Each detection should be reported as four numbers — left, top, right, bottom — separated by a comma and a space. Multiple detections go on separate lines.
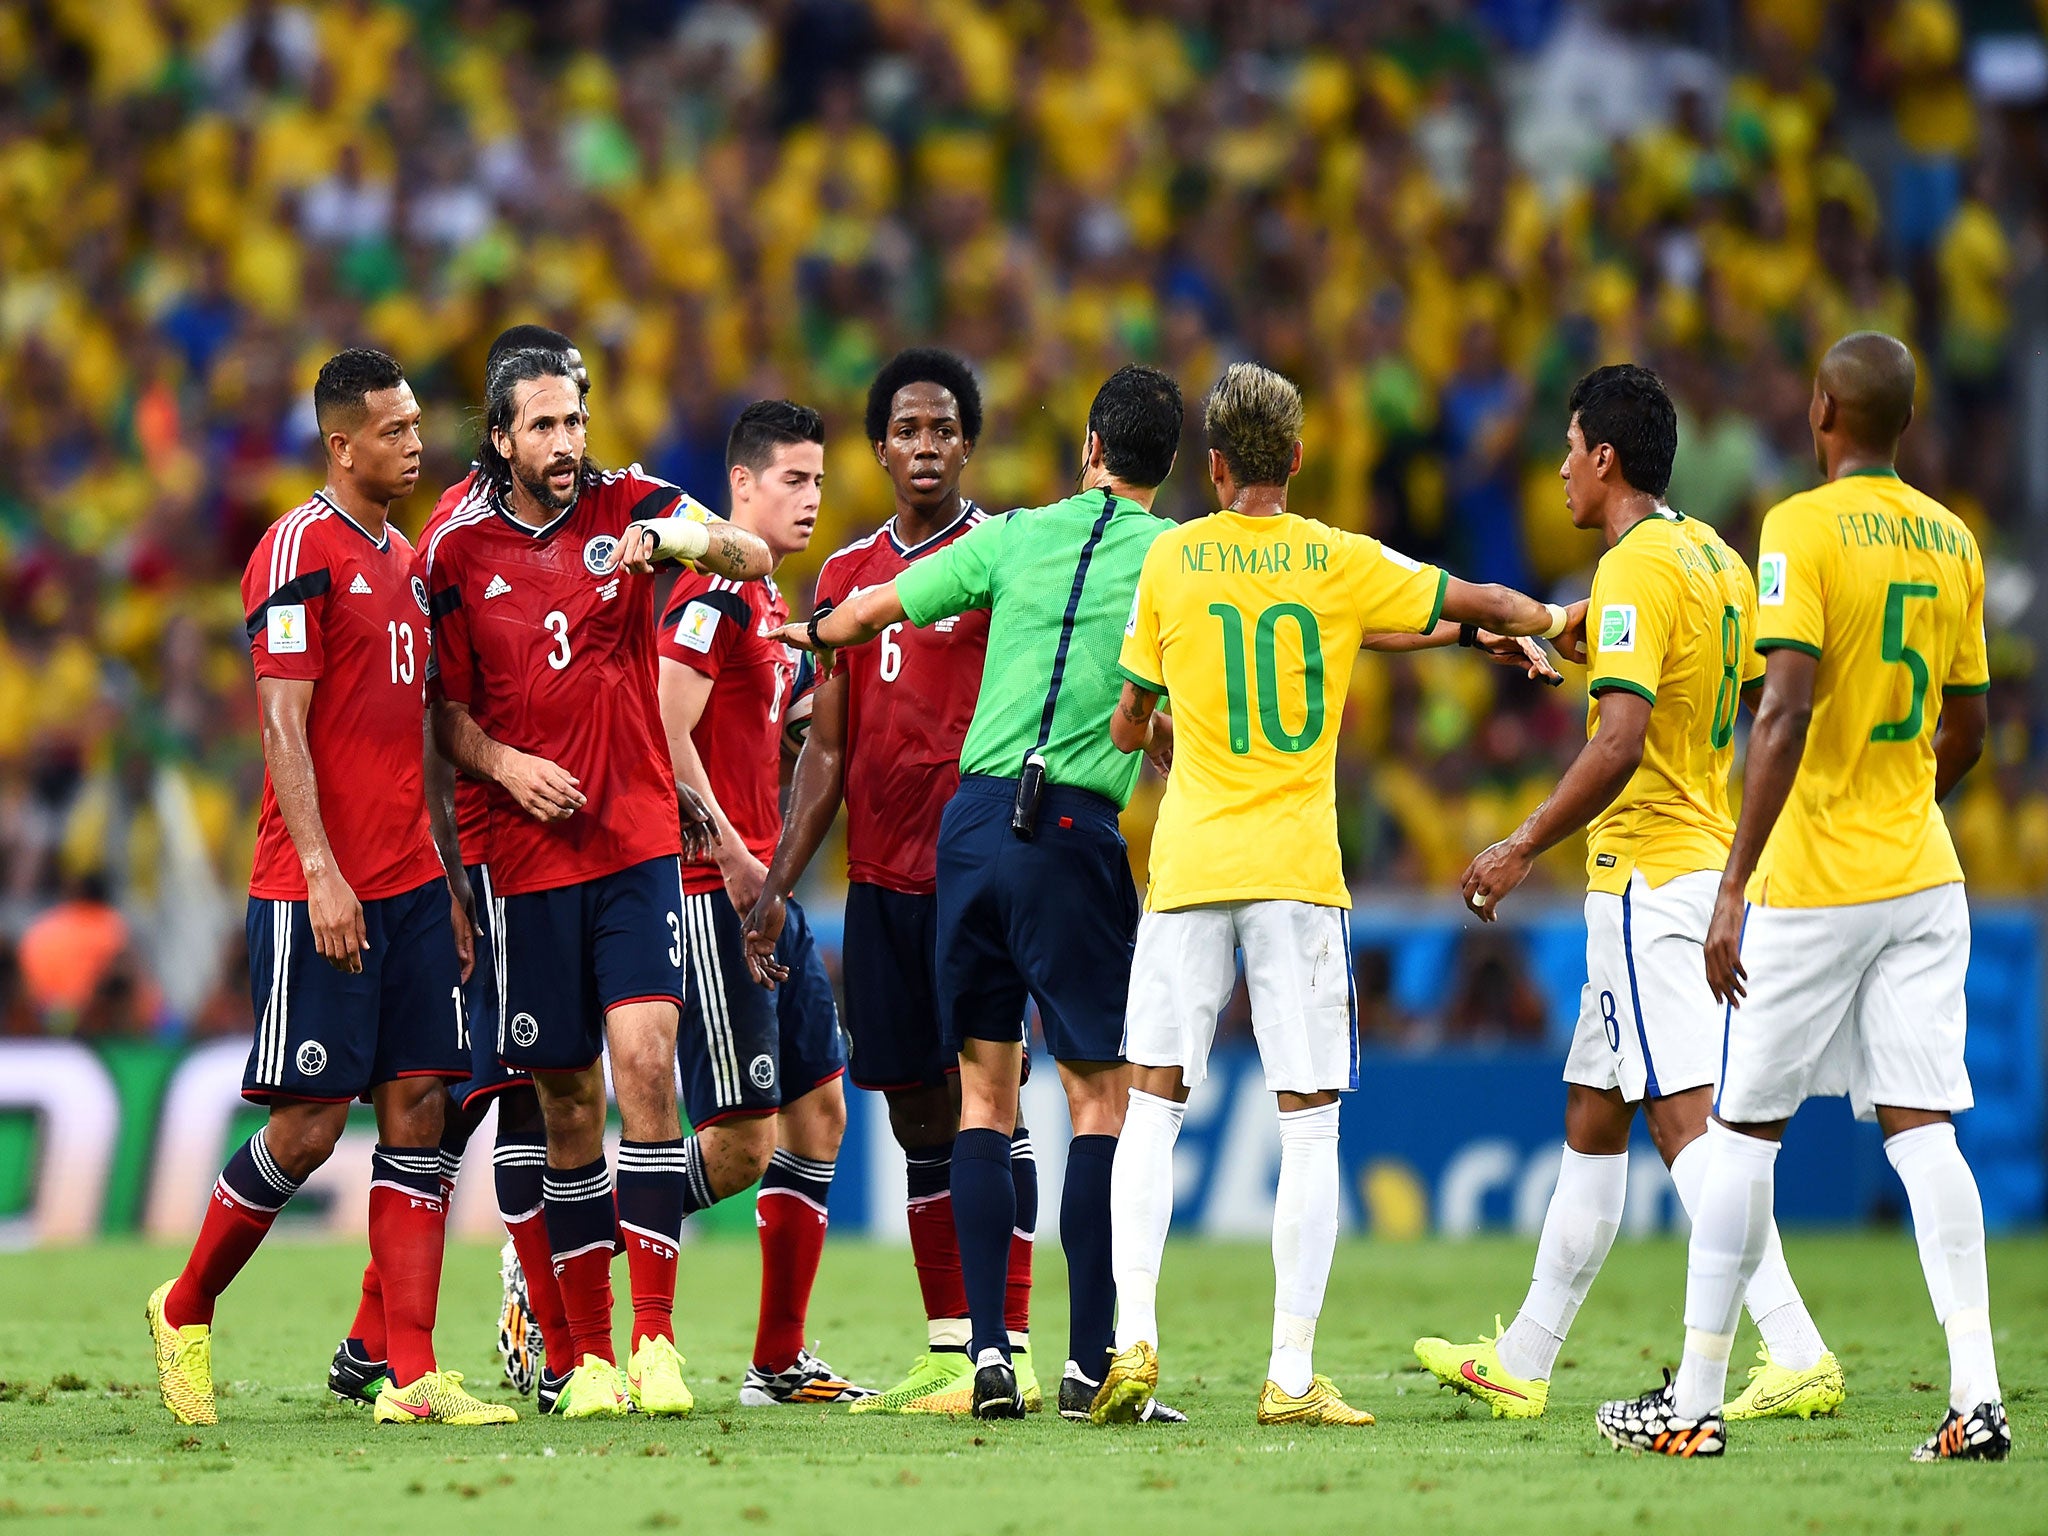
584, 535, 619, 575
411, 575, 431, 615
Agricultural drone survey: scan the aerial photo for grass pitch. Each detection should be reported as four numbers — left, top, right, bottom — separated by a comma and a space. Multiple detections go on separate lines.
1, 1233, 2041, 1534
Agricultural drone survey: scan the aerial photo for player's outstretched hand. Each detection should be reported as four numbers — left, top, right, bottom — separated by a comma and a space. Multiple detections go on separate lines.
308, 866, 368, 973
766, 622, 818, 654
1477, 632, 1564, 686
743, 891, 790, 989
499, 750, 584, 821
605, 522, 664, 575
1704, 881, 1748, 1006
1552, 599, 1591, 666
1459, 838, 1532, 923
677, 783, 721, 862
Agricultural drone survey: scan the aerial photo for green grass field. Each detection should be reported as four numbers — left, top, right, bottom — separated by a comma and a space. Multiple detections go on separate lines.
1, 1234, 2042, 1533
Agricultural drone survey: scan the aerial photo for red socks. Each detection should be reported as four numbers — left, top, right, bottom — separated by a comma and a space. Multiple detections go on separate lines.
753, 1150, 833, 1373
164, 1131, 304, 1329
505, 1209, 575, 1366
349, 1261, 388, 1361
367, 1147, 449, 1387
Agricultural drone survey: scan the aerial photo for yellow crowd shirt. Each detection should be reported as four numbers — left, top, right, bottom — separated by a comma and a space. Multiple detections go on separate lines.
1584, 512, 1762, 894
1751, 467, 1989, 907
1118, 510, 1446, 910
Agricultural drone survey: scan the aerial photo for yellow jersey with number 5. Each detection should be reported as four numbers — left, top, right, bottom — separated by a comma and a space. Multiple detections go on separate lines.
1583, 511, 1762, 895
1118, 510, 1446, 911
1750, 467, 1988, 907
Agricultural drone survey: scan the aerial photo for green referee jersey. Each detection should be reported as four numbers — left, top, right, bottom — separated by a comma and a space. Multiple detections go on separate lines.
896, 486, 1171, 809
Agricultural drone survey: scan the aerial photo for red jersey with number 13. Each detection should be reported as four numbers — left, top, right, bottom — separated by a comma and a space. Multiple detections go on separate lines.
813, 504, 991, 894
242, 492, 445, 902
658, 572, 794, 896
425, 466, 685, 896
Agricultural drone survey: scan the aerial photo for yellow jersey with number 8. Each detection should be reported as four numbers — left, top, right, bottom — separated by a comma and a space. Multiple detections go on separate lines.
1118, 510, 1446, 911
1583, 511, 1762, 895
1750, 467, 1988, 908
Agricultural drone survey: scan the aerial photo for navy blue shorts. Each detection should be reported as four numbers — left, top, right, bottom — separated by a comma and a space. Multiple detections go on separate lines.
934, 775, 1138, 1064
243, 877, 467, 1104
494, 856, 687, 1074
678, 891, 846, 1124
840, 882, 952, 1092
447, 864, 534, 1111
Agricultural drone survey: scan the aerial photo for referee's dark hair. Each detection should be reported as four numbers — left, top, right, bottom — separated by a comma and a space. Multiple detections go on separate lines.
865, 348, 983, 444
727, 398, 826, 474
1087, 364, 1183, 489
314, 347, 406, 435
1567, 364, 1677, 498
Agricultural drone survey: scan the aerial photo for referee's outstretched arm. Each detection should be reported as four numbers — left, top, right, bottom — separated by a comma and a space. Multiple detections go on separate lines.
771, 580, 905, 655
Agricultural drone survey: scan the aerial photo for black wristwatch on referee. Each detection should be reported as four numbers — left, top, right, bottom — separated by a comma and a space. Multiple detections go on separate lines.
806, 601, 836, 650
1458, 623, 1480, 648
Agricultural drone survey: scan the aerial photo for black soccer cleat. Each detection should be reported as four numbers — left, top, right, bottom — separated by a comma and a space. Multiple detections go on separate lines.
1136, 1396, 1188, 1424
1596, 1371, 1725, 1457
972, 1359, 1025, 1420
327, 1338, 390, 1405
536, 1365, 571, 1417
1060, 1362, 1186, 1423
1912, 1400, 2011, 1462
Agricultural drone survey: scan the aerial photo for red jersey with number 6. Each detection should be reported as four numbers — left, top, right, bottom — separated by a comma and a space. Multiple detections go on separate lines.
812, 504, 991, 894
415, 469, 491, 866
658, 572, 794, 896
424, 465, 685, 896
242, 492, 446, 902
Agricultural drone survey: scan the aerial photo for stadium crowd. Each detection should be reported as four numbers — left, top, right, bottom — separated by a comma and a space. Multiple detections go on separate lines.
1, 0, 2044, 1041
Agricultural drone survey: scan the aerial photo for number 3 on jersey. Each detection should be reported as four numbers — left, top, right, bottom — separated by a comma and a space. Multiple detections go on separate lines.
1208, 601, 1325, 754
544, 610, 572, 671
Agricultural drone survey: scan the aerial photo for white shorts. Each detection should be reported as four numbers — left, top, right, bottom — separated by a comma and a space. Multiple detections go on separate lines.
1123, 901, 1357, 1094
1715, 882, 1972, 1124
1564, 869, 1723, 1104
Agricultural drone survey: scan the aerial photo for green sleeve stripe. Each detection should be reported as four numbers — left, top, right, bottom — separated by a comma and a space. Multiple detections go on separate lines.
1755, 638, 1822, 660
1588, 677, 1656, 705
1420, 568, 1448, 634
1116, 664, 1167, 697
1942, 680, 1992, 696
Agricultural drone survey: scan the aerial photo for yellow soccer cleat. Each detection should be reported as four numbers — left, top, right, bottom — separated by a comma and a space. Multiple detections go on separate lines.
146, 1280, 216, 1426
626, 1335, 694, 1417
851, 1352, 975, 1415
1257, 1375, 1375, 1427
1089, 1341, 1159, 1425
373, 1370, 517, 1426
1413, 1321, 1548, 1420
1014, 1345, 1043, 1414
1724, 1347, 1845, 1421
553, 1354, 632, 1418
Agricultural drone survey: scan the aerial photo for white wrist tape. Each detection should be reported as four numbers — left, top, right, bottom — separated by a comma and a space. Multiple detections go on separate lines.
641, 497, 714, 562
1540, 602, 1568, 640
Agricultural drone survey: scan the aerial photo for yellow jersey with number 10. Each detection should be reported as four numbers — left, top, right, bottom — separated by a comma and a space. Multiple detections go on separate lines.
1118, 510, 1446, 911
1750, 467, 1989, 908
1583, 511, 1762, 895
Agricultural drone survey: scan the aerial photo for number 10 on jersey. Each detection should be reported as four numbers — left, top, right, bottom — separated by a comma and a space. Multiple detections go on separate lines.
1208, 602, 1326, 754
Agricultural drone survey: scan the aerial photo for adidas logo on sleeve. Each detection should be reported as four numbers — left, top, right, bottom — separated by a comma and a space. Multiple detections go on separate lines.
485, 574, 512, 600
349, 573, 373, 595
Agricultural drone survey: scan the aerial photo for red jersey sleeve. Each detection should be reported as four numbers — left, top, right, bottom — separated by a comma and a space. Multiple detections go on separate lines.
425, 535, 475, 707
657, 575, 749, 679
242, 510, 331, 682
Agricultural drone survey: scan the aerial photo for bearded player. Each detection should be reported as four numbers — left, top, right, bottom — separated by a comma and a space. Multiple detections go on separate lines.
148, 350, 513, 1428
425, 346, 770, 1417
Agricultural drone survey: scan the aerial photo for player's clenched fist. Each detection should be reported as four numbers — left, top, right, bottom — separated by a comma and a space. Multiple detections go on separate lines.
498, 749, 585, 821
306, 865, 368, 973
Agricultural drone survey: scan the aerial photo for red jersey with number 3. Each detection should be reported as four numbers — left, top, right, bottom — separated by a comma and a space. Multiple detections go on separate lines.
416, 469, 491, 866
424, 466, 685, 896
242, 492, 445, 902
813, 504, 992, 893
657, 572, 793, 895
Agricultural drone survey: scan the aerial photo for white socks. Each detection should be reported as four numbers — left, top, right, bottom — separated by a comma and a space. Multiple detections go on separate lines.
1674, 1122, 1779, 1417
1270, 1102, 1341, 1396
1498, 1146, 1626, 1381
1667, 1134, 1826, 1371
1110, 1090, 1184, 1353
1886, 1121, 2001, 1411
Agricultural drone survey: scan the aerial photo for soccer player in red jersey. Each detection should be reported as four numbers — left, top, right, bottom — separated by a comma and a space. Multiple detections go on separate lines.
743, 352, 1072, 1415
425, 346, 770, 1418
653, 400, 871, 1405
146, 350, 513, 1428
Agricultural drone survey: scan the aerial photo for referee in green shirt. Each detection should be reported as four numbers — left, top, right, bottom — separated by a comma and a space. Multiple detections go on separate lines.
775, 365, 1182, 1419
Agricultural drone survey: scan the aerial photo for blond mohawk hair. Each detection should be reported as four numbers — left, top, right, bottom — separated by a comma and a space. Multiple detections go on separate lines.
1204, 362, 1304, 489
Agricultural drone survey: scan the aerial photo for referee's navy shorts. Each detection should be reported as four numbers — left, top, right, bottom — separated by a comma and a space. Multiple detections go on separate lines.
934, 774, 1139, 1064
